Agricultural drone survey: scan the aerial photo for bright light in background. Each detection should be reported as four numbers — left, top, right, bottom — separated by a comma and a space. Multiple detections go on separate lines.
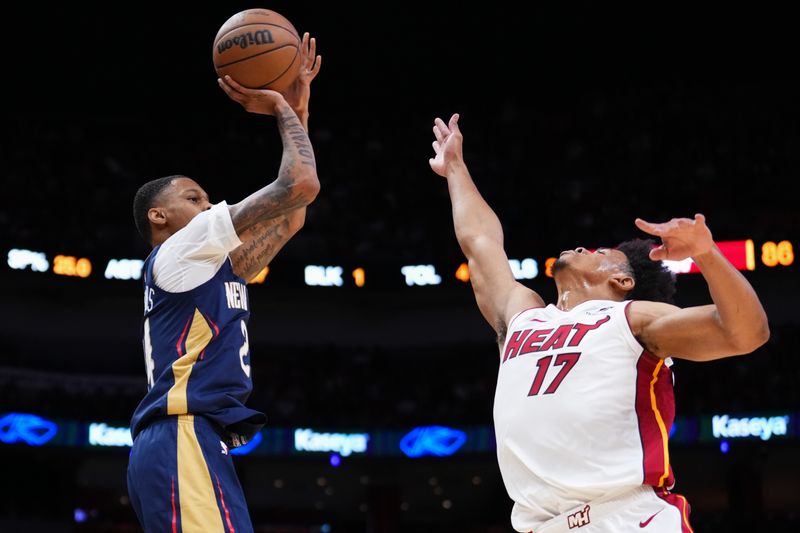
762, 240, 794, 267
720, 440, 729, 454
508, 258, 538, 280
74, 509, 88, 523
711, 414, 789, 441
455, 263, 470, 282
304, 265, 344, 287
329, 453, 341, 467
544, 257, 556, 277
401, 265, 441, 286
0, 413, 58, 446
53, 255, 92, 278
665, 240, 756, 274
104, 258, 144, 280
7, 248, 49, 272
663, 258, 694, 274
294, 428, 369, 456
352, 267, 365, 287
400, 426, 467, 458
249, 266, 269, 284
88, 423, 132, 447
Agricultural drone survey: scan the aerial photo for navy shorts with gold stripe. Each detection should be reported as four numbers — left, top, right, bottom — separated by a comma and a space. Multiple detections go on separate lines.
127, 414, 253, 533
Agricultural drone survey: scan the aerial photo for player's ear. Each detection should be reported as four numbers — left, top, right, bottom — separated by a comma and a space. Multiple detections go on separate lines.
609, 274, 634, 295
148, 207, 167, 228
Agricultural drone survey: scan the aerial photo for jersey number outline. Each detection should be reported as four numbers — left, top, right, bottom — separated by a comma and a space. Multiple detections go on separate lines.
528, 352, 581, 396
239, 320, 251, 378
143, 318, 155, 389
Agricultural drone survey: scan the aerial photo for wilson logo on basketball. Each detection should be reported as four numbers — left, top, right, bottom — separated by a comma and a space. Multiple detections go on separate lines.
217, 30, 275, 54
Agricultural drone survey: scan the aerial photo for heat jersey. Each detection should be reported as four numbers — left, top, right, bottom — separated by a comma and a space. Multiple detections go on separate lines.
130, 204, 266, 445
494, 300, 676, 532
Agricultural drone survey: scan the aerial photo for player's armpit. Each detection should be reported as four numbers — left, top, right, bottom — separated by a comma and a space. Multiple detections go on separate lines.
465, 235, 545, 338
629, 300, 764, 361
230, 208, 306, 282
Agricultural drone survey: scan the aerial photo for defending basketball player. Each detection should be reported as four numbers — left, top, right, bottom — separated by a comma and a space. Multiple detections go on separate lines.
126, 34, 321, 533
429, 114, 769, 533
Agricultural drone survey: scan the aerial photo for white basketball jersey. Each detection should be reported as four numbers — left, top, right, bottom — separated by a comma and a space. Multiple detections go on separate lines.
494, 300, 676, 532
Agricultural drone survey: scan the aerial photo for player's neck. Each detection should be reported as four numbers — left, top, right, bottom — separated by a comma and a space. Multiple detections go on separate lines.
554, 280, 620, 311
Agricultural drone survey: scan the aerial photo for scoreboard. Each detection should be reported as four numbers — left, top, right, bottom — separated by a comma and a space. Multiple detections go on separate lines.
5, 239, 796, 288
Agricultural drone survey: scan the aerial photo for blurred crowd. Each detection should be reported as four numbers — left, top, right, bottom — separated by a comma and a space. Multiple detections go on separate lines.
3, 80, 798, 267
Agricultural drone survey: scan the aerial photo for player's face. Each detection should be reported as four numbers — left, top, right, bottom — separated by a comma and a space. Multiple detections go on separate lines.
162, 178, 213, 231
552, 247, 629, 279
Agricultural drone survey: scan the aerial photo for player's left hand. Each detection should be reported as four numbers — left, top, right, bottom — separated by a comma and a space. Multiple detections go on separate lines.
218, 75, 287, 116
282, 32, 321, 118
634, 214, 715, 261
429, 114, 464, 178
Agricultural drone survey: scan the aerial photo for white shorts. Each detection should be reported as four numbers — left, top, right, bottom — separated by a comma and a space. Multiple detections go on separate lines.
531, 486, 693, 533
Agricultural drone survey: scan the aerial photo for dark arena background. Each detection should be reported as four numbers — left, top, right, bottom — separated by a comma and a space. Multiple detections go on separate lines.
2, 2, 798, 532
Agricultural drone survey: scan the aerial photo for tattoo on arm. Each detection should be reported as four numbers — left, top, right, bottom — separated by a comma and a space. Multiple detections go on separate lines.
231, 216, 291, 281
278, 112, 315, 167
231, 107, 319, 236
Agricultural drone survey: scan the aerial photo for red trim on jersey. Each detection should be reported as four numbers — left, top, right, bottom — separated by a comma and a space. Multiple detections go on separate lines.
507, 306, 546, 330
171, 476, 178, 533
205, 314, 220, 338
175, 316, 192, 357
634, 351, 676, 488
623, 300, 639, 344
655, 488, 694, 532
215, 472, 236, 532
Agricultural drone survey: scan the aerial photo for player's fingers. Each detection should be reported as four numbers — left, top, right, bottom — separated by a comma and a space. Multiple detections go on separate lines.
309, 55, 322, 76
449, 113, 460, 131
695, 213, 706, 226
634, 218, 663, 235
649, 245, 668, 261
434, 117, 449, 130
222, 75, 250, 95
308, 35, 317, 60
217, 78, 243, 101
433, 124, 445, 143
432, 140, 441, 152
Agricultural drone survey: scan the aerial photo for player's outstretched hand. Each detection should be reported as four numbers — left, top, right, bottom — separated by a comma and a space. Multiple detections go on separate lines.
218, 74, 287, 116
635, 214, 715, 261
429, 113, 464, 178
282, 32, 321, 118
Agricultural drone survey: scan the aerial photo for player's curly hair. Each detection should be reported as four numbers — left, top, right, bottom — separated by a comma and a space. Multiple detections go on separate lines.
616, 238, 677, 304
133, 175, 183, 244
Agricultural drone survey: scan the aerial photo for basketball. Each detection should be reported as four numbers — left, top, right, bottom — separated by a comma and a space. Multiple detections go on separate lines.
212, 8, 302, 91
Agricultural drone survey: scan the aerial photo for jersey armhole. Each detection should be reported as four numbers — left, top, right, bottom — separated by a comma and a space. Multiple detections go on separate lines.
622, 300, 649, 355
507, 305, 546, 331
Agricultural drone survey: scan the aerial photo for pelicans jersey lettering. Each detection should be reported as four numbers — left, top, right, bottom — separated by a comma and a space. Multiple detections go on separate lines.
494, 300, 688, 532
130, 201, 266, 443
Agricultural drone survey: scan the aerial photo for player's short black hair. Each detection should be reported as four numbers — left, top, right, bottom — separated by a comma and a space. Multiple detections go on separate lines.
132, 175, 183, 244
616, 238, 677, 304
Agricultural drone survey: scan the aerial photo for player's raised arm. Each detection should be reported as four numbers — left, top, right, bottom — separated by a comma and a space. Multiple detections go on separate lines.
430, 114, 544, 340
218, 34, 321, 281
628, 214, 770, 361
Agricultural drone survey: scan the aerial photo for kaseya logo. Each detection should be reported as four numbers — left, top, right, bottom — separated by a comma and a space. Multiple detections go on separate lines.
400, 426, 467, 458
712, 414, 789, 441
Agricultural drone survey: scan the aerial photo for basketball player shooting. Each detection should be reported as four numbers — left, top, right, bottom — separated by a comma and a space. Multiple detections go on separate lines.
429, 114, 769, 533
127, 34, 321, 533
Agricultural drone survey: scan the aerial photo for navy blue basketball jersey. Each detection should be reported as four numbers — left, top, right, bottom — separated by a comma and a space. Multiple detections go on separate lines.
130, 245, 265, 444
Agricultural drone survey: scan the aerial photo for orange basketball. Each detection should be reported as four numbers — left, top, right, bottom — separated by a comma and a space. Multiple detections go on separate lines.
212, 8, 301, 91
